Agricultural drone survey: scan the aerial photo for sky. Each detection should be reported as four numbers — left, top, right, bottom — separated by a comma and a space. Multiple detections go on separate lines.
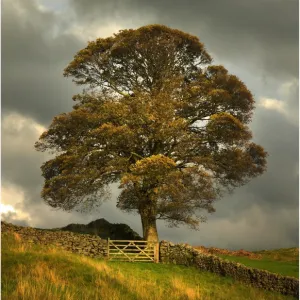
1, 0, 299, 251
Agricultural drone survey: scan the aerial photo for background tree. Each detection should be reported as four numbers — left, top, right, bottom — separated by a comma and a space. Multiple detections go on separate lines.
35, 24, 268, 242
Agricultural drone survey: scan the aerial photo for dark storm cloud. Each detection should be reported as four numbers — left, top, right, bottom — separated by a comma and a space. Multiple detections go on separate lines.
1, 113, 49, 203
70, 0, 298, 79
1, 0, 298, 250
2, 0, 83, 126
247, 110, 299, 210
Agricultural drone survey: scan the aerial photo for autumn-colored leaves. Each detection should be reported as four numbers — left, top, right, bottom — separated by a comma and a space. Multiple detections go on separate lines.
35, 24, 268, 241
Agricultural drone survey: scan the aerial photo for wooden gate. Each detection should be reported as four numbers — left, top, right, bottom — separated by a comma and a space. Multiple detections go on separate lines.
107, 239, 159, 263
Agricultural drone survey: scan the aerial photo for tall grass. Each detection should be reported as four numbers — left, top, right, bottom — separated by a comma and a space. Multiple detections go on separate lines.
1, 232, 297, 300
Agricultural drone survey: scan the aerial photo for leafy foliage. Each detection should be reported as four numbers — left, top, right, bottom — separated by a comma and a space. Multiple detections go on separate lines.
35, 24, 268, 240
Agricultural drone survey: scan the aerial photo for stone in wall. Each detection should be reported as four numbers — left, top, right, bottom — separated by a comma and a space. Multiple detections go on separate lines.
1, 221, 108, 259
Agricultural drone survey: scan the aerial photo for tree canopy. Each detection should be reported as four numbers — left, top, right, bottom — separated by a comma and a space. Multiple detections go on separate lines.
35, 24, 268, 242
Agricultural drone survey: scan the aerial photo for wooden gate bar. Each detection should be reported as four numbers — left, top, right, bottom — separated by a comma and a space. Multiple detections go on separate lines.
107, 239, 159, 263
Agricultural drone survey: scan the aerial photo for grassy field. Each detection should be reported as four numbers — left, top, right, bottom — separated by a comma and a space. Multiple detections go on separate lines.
213, 248, 299, 278
1, 232, 298, 300
254, 248, 299, 262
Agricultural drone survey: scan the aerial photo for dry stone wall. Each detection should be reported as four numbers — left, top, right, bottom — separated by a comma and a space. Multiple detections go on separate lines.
2, 221, 298, 297
1, 221, 108, 259
159, 240, 299, 298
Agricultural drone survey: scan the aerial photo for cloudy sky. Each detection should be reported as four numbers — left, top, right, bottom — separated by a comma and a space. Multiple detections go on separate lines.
1, 0, 299, 251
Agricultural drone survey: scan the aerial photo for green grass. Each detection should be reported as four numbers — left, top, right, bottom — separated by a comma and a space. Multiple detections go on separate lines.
254, 248, 299, 262
1, 231, 298, 300
215, 248, 299, 278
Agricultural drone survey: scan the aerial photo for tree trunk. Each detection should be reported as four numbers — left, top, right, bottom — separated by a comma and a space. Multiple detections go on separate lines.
140, 209, 159, 242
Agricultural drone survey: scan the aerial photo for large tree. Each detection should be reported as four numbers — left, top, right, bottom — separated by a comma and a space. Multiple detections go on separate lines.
35, 24, 268, 242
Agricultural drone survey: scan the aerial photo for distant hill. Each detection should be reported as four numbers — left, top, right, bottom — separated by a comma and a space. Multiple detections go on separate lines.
51, 218, 142, 240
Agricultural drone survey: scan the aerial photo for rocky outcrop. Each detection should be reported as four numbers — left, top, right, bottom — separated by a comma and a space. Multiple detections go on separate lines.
52, 218, 142, 240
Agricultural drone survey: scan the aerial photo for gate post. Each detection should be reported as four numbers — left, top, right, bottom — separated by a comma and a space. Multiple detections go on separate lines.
155, 242, 159, 263
107, 238, 110, 260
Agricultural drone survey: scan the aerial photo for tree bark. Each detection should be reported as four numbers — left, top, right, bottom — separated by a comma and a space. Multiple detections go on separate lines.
140, 209, 159, 242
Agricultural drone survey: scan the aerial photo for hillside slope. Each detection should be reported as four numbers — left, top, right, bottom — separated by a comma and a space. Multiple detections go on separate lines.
2, 231, 296, 300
